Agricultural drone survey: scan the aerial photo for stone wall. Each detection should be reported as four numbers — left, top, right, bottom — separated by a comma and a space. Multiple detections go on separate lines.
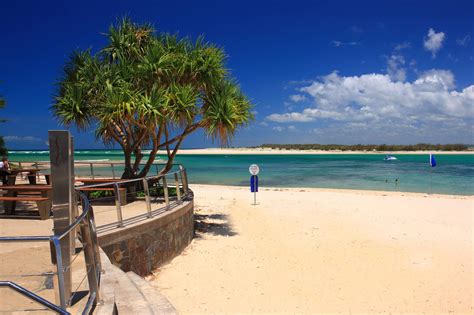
98, 199, 194, 276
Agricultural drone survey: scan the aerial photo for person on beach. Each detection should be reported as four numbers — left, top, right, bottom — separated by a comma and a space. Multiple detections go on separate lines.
0, 156, 11, 185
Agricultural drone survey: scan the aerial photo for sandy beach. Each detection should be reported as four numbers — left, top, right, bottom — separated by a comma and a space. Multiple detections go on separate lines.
149, 185, 473, 314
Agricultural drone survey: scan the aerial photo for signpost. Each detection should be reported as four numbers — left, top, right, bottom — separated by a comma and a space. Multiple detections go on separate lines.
249, 164, 259, 205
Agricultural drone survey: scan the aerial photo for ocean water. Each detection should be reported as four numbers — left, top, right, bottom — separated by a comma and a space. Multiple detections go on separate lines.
8, 150, 474, 195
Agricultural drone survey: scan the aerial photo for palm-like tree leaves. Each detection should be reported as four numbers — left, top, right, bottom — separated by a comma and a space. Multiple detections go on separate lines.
52, 18, 253, 177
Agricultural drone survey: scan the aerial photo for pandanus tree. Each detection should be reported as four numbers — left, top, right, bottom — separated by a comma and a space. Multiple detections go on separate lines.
52, 19, 253, 178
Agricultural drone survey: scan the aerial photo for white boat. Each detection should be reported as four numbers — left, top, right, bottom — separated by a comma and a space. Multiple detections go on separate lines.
383, 155, 397, 161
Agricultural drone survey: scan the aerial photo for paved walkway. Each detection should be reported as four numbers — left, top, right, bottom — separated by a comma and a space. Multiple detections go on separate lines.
0, 191, 159, 313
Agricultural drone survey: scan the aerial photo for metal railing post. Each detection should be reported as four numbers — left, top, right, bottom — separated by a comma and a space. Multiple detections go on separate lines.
114, 183, 124, 227
179, 166, 188, 195
90, 163, 95, 179
111, 163, 115, 179
174, 173, 182, 203
143, 178, 152, 218
162, 176, 170, 209
80, 212, 101, 305
50, 237, 68, 309
86, 208, 103, 274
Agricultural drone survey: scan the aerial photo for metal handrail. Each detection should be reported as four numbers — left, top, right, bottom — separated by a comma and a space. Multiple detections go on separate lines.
78, 166, 191, 230
10, 160, 183, 180
0, 163, 190, 313
0, 190, 101, 313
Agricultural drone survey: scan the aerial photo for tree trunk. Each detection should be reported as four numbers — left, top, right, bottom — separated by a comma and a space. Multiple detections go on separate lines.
121, 148, 136, 179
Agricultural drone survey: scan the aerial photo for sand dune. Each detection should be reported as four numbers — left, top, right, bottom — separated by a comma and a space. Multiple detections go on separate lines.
149, 185, 473, 314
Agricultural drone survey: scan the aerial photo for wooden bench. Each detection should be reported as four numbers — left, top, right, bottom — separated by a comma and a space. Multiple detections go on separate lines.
0, 196, 51, 220
76, 187, 127, 206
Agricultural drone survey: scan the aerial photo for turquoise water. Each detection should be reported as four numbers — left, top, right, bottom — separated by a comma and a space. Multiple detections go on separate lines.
8, 150, 474, 195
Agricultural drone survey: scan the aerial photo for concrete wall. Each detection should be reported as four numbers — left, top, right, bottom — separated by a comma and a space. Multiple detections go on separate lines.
98, 200, 194, 276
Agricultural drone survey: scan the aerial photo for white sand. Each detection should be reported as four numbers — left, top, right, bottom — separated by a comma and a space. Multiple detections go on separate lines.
149, 185, 473, 314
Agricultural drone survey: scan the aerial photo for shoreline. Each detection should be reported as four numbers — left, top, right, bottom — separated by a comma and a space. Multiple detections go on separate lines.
8, 148, 474, 155
172, 148, 474, 155
188, 183, 474, 199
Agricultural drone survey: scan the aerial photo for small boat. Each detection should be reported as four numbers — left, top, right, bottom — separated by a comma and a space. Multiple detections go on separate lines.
383, 155, 397, 161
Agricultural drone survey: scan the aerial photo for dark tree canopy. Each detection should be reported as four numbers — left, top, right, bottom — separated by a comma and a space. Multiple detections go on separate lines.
52, 18, 253, 178
0, 94, 6, 156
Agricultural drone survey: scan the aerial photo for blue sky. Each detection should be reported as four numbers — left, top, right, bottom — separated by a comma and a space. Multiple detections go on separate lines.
1, 0, 473, 149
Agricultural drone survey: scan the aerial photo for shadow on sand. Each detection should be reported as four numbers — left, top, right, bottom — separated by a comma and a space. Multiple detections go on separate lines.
194, 212, 237, 238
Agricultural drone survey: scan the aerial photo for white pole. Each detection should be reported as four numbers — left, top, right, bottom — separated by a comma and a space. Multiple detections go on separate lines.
254, 176, 257, 205
430, 167, 432, 194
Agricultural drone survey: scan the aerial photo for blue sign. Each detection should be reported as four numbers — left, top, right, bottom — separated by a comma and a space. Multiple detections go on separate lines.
429, 154, 437, 167
250, 175, 258, 192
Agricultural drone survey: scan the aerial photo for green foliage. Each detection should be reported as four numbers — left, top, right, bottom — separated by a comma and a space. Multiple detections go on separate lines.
52, 18, 253, 178
88, 186, 181, 199
0, 137, 6, 156
89, 190, 114, 199
0, 94, 7, 156
136, 186, 182, 197
258, 143, 469, 151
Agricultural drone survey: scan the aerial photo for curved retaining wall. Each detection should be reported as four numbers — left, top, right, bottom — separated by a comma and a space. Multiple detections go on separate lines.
98, 199, 194, 276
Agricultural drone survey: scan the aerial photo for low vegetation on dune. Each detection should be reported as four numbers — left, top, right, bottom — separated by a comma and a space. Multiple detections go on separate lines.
258, 143, 469, 151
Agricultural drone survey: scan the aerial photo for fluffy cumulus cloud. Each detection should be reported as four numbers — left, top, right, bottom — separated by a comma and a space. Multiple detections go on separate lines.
289, 94, 306, 103
423, 28, 445, 58
387, 54, 406, 82
266, 70, 474, 143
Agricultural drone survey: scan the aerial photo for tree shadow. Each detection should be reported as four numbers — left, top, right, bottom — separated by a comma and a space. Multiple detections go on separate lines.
0, 201, 44, 219
194, 213, 237, 238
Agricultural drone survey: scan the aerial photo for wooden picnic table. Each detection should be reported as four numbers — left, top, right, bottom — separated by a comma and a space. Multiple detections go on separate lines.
0, 184, 52, 218
8, 168, 47, 185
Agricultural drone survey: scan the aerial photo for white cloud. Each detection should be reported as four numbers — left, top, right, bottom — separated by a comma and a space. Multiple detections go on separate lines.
387, 54, 406, 82
394, 42, 411, 51
265, 70, 473, 142
267, 112, 315, 123
4, 136, 42, 142
456, 34, 471, 46
423, 28, 445, 58
330, 40, 360, 47
271, 125, 297, 132
289, 94, 306, 103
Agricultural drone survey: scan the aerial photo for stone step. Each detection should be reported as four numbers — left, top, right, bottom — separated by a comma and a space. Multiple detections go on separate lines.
109, 267, 153, 314
126, 272, 177, 315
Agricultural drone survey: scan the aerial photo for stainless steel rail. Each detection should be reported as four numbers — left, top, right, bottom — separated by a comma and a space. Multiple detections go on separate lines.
1, 164, 190, 313
0, 191, 102, 314
78, 167, 191, 231
11, 160, 180, 180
